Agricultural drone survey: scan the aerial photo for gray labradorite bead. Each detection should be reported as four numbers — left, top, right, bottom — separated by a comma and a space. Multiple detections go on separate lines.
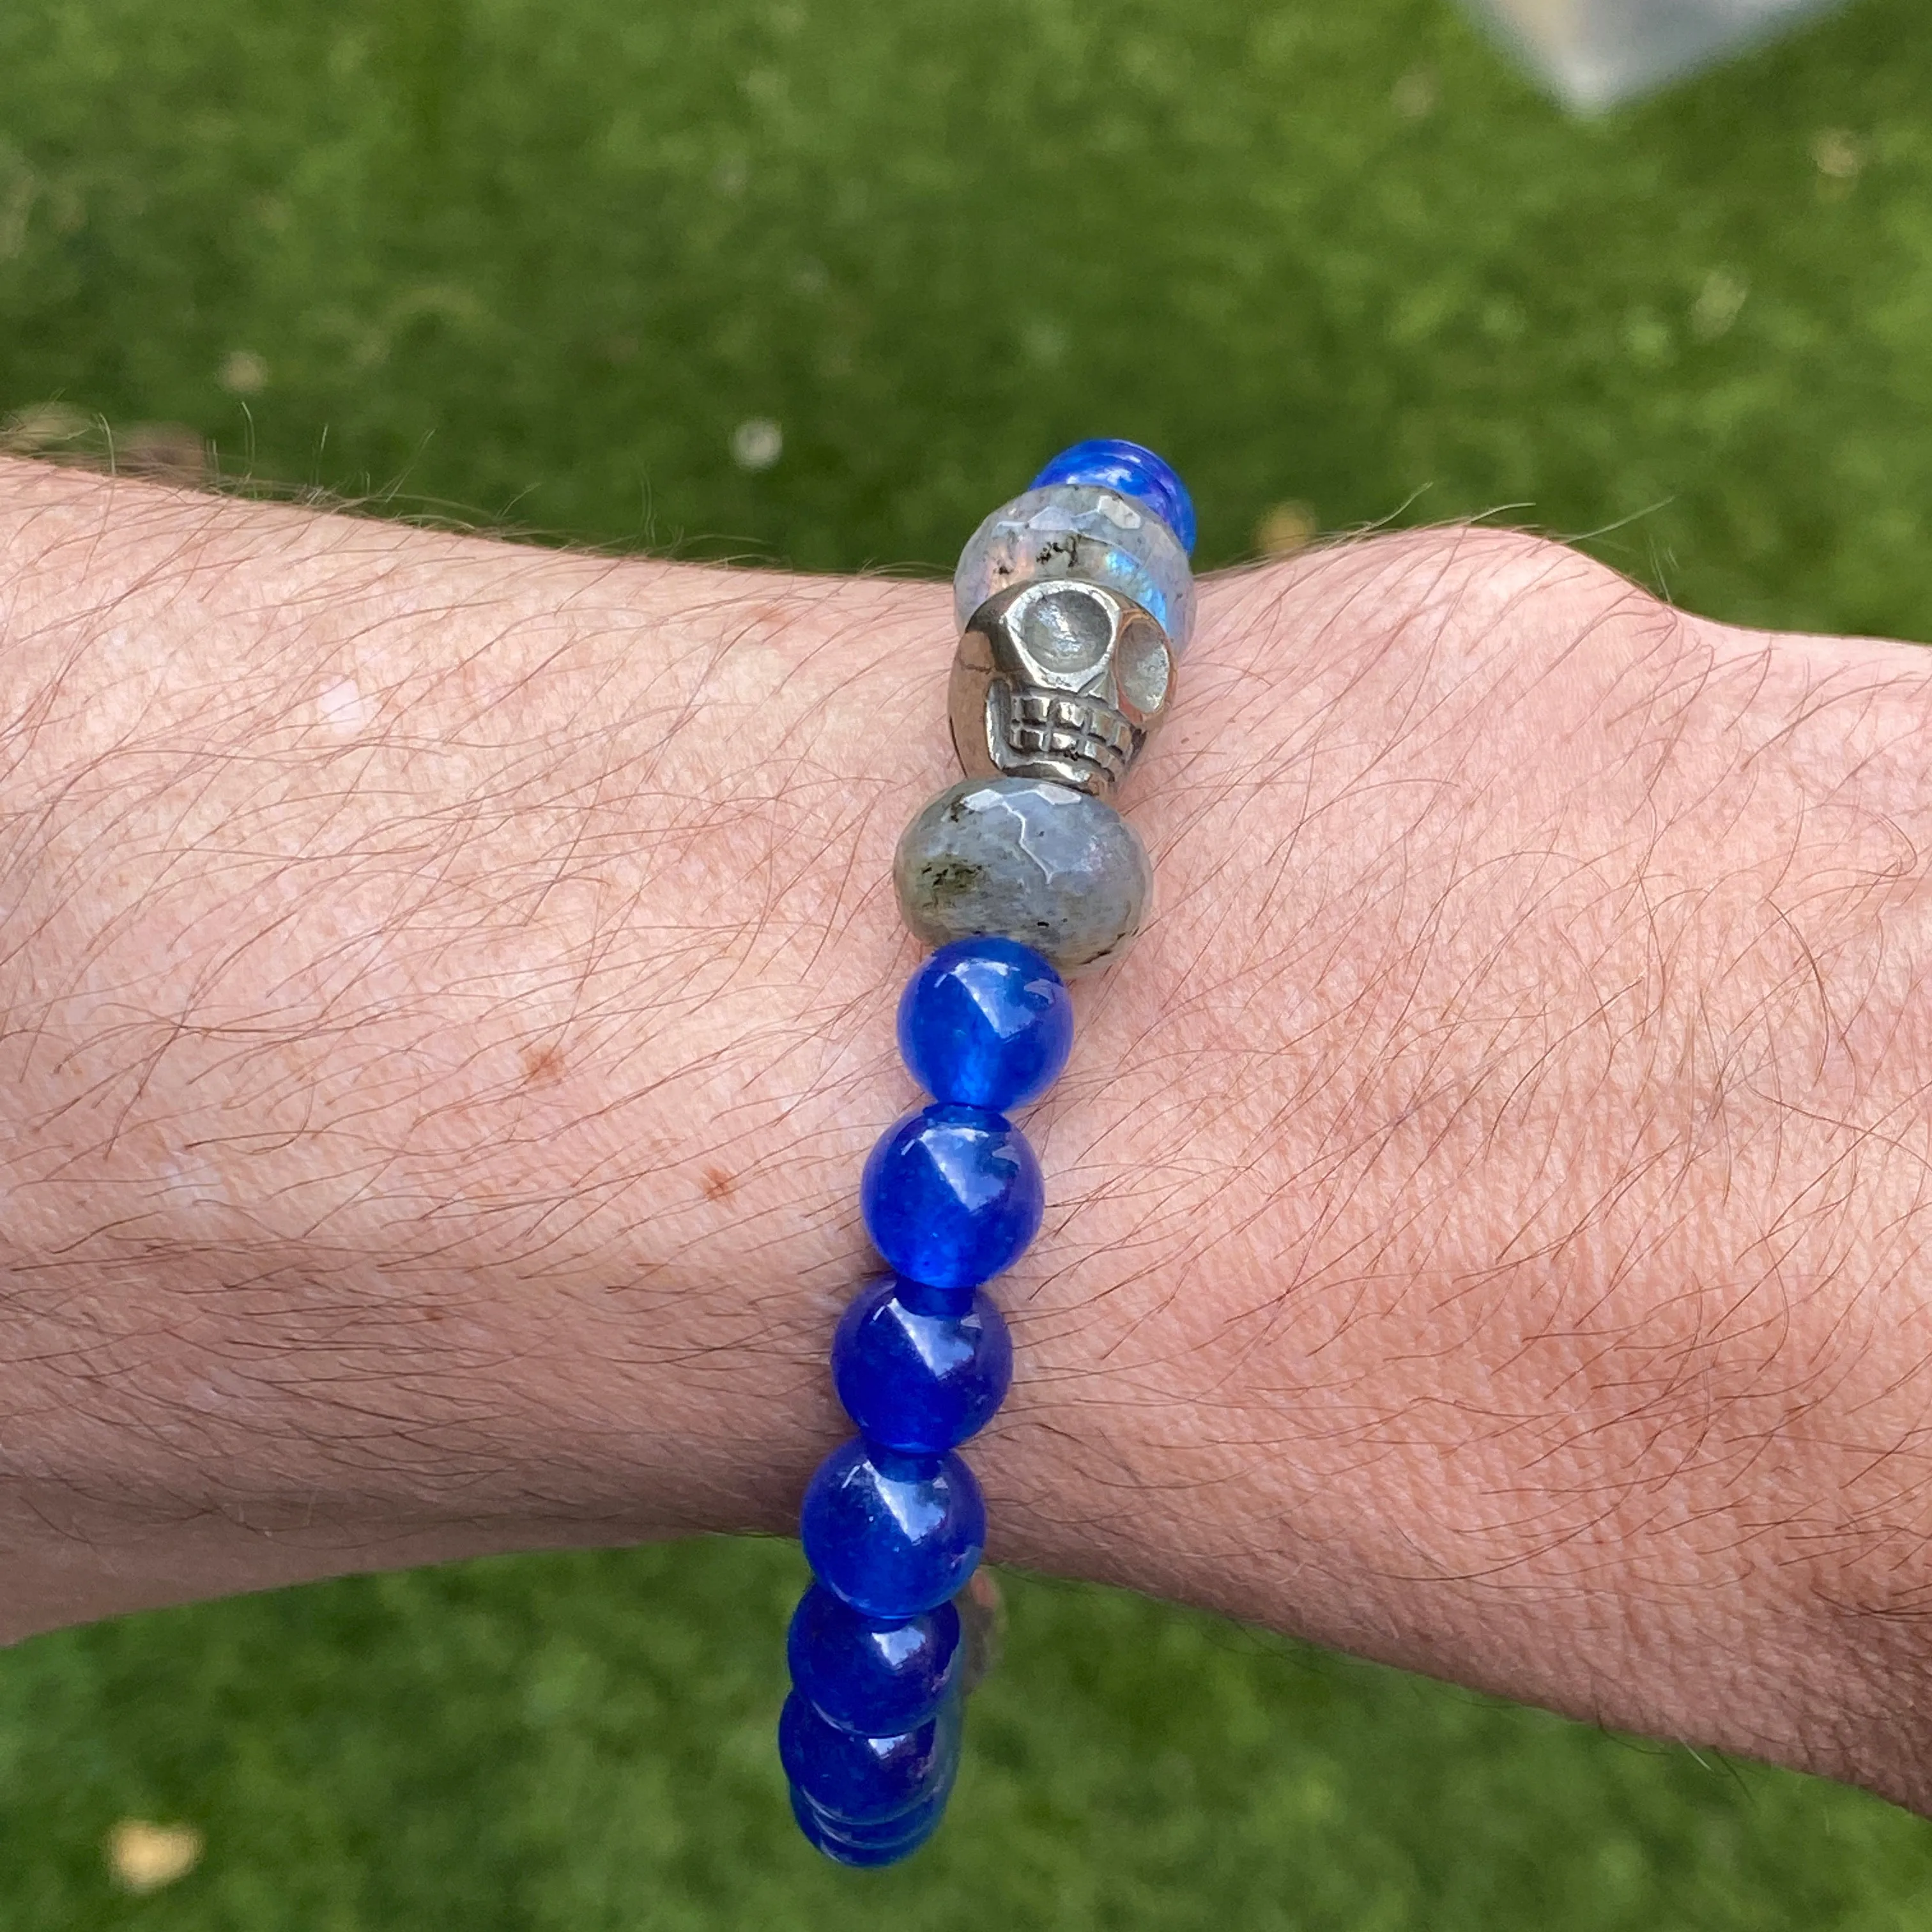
895, 777, 1153, 975
953, 485, 1196, 652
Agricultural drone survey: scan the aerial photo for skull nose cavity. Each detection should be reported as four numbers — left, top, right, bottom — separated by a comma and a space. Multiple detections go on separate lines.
1016, 585, 1112, 674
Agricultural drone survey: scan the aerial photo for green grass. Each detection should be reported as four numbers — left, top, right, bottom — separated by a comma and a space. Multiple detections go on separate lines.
5, 0, 1932, 1922
12, 1543, 1932, 1931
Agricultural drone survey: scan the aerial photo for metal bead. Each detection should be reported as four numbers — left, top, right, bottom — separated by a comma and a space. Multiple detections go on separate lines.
953, 484, 1197, 652
894, 776, 1153, 976
949, 579, 1174, 801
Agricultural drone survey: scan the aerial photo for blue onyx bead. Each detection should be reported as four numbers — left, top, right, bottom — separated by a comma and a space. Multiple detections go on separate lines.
778, 1688, 960, 1826
861, 1103, 1043, 1291
790, 1782, 949, 1867
801, 1439, 986, 1617
834, 1276, 1012, 1454
898, 937, 1073, 1112
788, 1583, 963, 1736
1031, 438, 1197, 555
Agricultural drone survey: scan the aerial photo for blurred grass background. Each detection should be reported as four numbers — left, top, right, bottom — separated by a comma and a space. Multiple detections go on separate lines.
4, 0, 1932, 1923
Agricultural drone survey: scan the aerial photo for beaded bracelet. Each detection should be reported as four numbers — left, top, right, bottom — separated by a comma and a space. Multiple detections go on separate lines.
778, 438, 1196, 1866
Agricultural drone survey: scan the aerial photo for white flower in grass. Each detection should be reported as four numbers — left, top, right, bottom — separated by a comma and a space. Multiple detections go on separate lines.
731, 417, 783, 471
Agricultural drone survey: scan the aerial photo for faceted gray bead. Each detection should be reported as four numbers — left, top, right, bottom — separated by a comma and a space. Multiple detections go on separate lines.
953, 485, 1196, 652
894, 777, 1153, 976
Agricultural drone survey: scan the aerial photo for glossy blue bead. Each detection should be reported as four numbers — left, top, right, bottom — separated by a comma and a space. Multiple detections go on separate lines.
801, 1439, 985, 1617
861, 1103, 1043, 1291
778, 1687, 960, 1825
898, 937, 1073, 1112
789, 1782, 949, 1866
834, 1276, 1012, 1453
787, 1583, 963, 1736
1031, 438, 1197, 555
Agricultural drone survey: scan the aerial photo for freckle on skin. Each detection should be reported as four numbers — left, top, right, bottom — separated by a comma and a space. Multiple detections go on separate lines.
521, 1044, 566, 1088
317, 676, 372, 736
703, 1167, 737, 1202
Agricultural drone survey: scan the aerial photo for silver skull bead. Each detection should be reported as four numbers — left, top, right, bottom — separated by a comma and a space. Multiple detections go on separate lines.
948, 579, 1176, 800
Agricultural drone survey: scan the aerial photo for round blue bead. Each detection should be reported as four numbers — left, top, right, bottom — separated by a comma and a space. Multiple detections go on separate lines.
801, 1439, 986, 1618
898, 937, 1073, 1112
1030, 438, 1197, 555
861, 1103, 1043, 1291
834, 1276, 1013, 1454
787, 1583, 963, 1736
789, 1782, 949, 1866
778, 1688, 959, 1825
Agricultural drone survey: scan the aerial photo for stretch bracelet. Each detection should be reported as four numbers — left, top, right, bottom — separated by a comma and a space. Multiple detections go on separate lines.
778, 438, 1196, 1867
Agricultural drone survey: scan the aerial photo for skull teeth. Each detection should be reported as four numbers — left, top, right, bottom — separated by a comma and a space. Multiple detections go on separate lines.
1009, 690, 1134, 748
998, 687, 1137, 782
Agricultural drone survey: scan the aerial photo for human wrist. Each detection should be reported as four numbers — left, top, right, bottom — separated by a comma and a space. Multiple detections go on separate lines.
1024, 526, 1932, 1807
7, 463, 1932, 1816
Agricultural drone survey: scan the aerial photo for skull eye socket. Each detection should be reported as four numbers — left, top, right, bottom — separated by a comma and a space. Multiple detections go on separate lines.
1016, 586, 1112, 673
1117, 624, 1170, 714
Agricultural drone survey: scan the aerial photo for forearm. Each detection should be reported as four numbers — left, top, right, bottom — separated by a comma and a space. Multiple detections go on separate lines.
4, 461, 1932, 1811
0, 458, 937, 1612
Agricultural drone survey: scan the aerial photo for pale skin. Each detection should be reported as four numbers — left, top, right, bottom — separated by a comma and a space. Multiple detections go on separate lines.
4, 455, 1932, 1811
